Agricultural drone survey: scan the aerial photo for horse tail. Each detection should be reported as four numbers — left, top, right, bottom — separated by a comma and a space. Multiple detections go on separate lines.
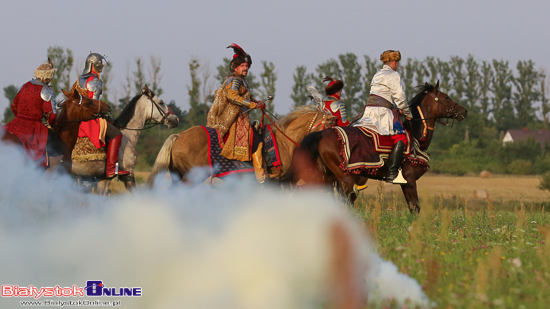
147, 134, 179, 188
288, 131, 325, 185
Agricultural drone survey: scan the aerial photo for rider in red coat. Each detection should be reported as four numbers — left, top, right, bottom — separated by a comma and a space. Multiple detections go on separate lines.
323, 77, 349, 127
3, 60, 57, 167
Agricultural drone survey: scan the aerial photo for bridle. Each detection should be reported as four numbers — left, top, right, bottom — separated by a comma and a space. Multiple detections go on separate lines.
412, 90, 463, 141
117, 93, 175, 130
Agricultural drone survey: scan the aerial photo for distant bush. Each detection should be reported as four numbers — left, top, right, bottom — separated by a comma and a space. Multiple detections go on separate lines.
506, 159, 534, 175
430, 159, 473, 176
538, 172, 550, 192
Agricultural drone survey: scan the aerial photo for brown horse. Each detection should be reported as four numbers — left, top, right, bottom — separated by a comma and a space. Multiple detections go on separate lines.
292, 82, 468, 212
52, 88, 112, 174
147, 105, 336, 187
1, 88, 110, 172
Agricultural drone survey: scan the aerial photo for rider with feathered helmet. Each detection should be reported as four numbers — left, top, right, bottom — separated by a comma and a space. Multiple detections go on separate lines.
3, 59, 58, 167
354, 50, 413, 184
71, 52, 130, 179
322, 76, 349, 126
207, 43, 267, 183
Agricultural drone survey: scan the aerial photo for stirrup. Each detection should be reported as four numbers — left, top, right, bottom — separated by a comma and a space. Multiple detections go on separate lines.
392, 169, 407, 184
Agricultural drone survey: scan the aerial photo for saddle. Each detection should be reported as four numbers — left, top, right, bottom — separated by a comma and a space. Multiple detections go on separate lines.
202, 125, 282, 178
333, 126, 429, 175
71, 137, 106, 176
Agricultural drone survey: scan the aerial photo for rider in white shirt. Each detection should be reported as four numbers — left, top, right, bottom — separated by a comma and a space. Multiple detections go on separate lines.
355, 50, 412, 184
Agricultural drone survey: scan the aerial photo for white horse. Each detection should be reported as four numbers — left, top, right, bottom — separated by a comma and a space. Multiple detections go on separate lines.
61, 85, 179, 194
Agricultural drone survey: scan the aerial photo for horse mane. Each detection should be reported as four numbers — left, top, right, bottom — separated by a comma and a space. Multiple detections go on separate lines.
276, 105, 321, 130
114, 93, 144, 127
408, 83, 435, 119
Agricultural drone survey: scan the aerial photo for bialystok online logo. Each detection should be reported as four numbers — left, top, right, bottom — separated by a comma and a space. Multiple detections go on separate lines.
1, 281, 142, 299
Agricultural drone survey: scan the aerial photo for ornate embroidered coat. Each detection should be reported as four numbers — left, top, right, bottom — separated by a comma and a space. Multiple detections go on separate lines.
3, 80, 56, 166
207, 75, 257, 161
323, 94, 349, 126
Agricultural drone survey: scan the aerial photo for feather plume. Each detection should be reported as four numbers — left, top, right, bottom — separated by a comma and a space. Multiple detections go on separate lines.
323, 76, 335, 83
227, 43, 248, 56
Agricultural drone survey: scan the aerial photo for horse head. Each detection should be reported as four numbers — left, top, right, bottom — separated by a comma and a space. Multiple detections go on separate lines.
140, 85, 179, 129
60, 88, 112, 121
419, 81, 468, 123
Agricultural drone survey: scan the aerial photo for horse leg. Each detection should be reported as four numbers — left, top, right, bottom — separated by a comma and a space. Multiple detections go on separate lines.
123, 175, 136, 192
96, 179, 112, 195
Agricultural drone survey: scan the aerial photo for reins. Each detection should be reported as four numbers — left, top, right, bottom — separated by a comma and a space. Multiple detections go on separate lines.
116, 93, 175, 131
260, 108, 330, 147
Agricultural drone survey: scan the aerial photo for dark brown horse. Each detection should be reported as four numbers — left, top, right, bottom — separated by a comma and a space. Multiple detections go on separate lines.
292, 82, 468, 212
1, 88, 110, 172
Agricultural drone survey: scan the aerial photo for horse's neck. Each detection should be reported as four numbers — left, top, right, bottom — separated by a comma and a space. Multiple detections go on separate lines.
411, 118, 435, 151
120, 99, 149, 145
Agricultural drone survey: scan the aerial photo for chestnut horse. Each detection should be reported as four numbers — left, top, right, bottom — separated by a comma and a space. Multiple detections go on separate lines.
52, 88, 112, 174
147, 105, 336, 187
1, 88, 110, 172
292, 82, 468, 212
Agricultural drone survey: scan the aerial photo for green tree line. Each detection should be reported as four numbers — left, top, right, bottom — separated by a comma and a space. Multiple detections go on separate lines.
3, 47, 550, 177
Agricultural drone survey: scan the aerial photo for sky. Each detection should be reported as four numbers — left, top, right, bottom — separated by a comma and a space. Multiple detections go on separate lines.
1, 0, 550, 115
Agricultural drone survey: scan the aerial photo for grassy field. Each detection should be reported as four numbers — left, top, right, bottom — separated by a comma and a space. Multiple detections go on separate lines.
112, 172, 550, 308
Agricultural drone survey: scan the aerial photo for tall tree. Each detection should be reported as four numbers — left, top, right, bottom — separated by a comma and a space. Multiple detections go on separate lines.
148, 55, 163, 96
399, 58, 416, 101
185, 59, 208, 126
339, 53, 363, 114
541, 71, 550, 129
513, 60, 542, 128
2, 85, 17, 125
101, 62, 114, 108
491, 60, 515, 131
290, 65, 313, 108
259, 61, 277, 112
133, 57, 146, 95
47, 46, 74, 98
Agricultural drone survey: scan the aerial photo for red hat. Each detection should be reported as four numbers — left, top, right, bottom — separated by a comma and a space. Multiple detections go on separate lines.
227, 43, 252, 71
324, 76, 343, 95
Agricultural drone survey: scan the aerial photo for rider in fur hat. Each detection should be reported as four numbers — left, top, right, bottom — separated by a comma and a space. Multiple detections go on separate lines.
355, 50, 413, 184
71, 52, 130, 179
207, 43, 266, 183
322, 76, 349, 126
3, 60, 58, 167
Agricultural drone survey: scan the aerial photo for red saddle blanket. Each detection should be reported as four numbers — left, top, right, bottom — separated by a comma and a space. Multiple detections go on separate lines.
333, 126, 428, 175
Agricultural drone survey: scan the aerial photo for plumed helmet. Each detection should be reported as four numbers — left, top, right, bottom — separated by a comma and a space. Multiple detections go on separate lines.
82, 52, 106, 75
324, 76, 344, 96
380, 50, 401, 63
227, 43, 252, 71
34, 58, 57, 81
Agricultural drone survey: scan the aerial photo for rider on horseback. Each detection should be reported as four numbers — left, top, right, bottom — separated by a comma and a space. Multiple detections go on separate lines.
71, 52, 130, 179
323, 77, 349, 127
3, 60, 57, 167
207, 44, 266, 183
354, 50, 412, 184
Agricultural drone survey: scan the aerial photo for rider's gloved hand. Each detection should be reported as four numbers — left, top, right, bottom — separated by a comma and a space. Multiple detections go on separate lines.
256, 101, 266, 110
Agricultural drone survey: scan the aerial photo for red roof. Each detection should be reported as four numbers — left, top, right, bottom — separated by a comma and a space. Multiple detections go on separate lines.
506, 129, 550, 143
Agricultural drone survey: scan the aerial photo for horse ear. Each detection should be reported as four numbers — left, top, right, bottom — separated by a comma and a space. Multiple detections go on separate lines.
62, 89, 70, 97
435, 80, 440, 93
141, 84, 151, 95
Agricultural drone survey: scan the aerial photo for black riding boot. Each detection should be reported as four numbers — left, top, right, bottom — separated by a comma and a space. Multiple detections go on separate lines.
386, 140, 405, 183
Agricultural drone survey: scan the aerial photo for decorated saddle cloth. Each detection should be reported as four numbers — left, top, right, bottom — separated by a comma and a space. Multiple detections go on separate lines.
334, 126, 429, 175
71, 137, 106, 162
201, 125, 282, 178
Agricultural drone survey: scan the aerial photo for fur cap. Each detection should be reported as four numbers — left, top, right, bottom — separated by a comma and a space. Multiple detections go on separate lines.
34, 58, 57, 81
380, 50, 401, 63
324, 76, 344, 96
227, 43, 252, 71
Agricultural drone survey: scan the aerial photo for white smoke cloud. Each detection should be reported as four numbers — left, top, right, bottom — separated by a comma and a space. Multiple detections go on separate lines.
0, 143, 432, 308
